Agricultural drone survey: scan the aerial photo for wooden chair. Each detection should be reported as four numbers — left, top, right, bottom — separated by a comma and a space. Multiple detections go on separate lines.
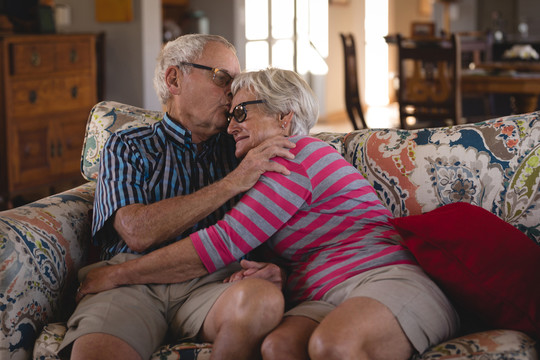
340, 33, 368, 130
396, 33, 463, 129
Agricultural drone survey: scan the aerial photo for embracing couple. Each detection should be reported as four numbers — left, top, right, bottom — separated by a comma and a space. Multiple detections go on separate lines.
59, 34, 459, 360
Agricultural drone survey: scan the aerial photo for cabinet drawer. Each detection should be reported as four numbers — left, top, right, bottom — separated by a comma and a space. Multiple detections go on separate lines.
55, 40, 92, 71
9, 43, 55, 76
9, 117, 51, 188
9, 75, 96, 116
57, 114, 87, 174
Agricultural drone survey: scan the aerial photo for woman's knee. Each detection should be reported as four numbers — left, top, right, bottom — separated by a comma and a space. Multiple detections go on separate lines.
262, 325, 311, 360
308, 328, 347, 360
261, 330, 290, 360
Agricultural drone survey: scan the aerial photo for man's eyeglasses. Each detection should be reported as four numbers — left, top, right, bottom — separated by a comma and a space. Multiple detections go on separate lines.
179, 62, 233, 88
227, 100, 266, 124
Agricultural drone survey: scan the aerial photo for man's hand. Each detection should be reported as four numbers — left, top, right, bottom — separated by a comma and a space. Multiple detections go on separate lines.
224, 136, 296, 193
76, 264, 120, 303
224, 259, 287, 290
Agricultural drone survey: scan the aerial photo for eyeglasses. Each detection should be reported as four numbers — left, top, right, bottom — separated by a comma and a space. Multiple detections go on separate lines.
227, 100, 266, 124
179, 62, 233, 88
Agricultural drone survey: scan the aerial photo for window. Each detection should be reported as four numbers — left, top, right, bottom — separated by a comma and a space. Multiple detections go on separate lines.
365, 0, 389, 106
244, 0, 328, 76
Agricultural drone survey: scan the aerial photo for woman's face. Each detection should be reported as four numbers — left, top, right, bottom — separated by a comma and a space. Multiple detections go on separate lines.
227, 88, 286, 158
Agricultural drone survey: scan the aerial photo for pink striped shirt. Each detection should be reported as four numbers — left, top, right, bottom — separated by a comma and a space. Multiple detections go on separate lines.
191, 136, 415, 304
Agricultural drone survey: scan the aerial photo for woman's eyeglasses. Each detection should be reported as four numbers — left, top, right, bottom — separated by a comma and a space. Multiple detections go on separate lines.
227, 100, 266, 124
179, 62, 233, 88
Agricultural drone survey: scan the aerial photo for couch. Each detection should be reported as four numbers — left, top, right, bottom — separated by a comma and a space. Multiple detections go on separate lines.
1, 101, 538, 360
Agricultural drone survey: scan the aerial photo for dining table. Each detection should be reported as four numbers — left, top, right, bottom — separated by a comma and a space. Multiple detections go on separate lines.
461, 61, 540, 114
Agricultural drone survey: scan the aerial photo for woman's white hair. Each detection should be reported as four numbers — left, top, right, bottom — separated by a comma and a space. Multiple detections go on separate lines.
231, 68, 319, 136
153, 34, 236, 106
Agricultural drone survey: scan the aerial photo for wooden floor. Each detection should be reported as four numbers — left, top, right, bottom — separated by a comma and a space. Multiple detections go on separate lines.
312, 103, 400, 134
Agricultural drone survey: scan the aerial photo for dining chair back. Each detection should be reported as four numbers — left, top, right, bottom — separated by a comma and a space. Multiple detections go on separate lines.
340, 33, 368, 130
397, 33, 463, 129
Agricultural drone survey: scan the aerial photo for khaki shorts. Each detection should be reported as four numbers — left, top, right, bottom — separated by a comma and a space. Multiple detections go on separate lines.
59, 253, 241, 359
285, 264, 459, 353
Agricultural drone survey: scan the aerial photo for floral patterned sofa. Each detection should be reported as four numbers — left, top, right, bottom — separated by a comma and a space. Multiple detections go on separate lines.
1, 101, 538, 360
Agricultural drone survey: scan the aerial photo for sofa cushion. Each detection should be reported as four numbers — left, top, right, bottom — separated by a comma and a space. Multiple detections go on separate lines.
414, 329, 538, 360
81, 101, 163, 181
0, 183, 94, 360
35, 323, 538, 360
392, 202, 540, 340
34, 322, 212, 360
314, 112, 540, 247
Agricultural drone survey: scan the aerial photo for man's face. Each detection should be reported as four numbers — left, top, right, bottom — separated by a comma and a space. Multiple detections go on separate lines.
174, 42, 241, 143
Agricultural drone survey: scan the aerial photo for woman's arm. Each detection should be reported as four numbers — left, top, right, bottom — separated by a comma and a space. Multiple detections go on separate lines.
78, 235, 204, 300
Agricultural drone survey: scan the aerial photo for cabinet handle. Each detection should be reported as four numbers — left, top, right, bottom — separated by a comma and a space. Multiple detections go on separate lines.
50, 142, 55, 157
57, 140, 63, 157
70, 49, 79, 63
71, 86, 78, 98
28, 90, 38, 104
30, 52, 41, 67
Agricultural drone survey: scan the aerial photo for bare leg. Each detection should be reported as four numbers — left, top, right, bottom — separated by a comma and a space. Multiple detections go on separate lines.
71, 333, 142, 360
200, 278, 285, 360
261, 315, 319, 360
309, 297, 414, 360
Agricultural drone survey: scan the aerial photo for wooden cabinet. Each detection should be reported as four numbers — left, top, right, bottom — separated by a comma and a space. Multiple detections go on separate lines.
0, 34, 98, 209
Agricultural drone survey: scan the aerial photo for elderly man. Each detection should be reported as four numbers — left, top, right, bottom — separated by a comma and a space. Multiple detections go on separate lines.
60, 34, 294, 360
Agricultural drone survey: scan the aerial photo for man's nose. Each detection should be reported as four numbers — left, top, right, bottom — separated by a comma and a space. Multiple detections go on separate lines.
225, 87, 233, 101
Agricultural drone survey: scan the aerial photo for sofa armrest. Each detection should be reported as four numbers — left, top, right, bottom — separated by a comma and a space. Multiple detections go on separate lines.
0, 182, 95, 359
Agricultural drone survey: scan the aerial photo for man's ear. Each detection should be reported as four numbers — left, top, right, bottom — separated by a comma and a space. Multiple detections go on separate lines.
165, 66, 182, 95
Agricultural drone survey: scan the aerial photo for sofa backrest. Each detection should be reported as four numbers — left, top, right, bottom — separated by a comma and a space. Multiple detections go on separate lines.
81, 101, 163, 181
82, 101, 540, 245
315, 112, 540, 245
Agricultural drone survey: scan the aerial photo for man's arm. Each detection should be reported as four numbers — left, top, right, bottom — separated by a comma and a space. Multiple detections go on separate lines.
115, 136, 296, 252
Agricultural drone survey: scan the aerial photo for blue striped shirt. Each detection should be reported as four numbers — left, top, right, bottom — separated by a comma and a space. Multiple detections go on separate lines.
92, 113, 240, 260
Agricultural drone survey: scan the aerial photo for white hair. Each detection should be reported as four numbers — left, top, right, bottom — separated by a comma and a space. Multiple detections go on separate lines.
153, 34, 236, 105
231, 68, 319, 135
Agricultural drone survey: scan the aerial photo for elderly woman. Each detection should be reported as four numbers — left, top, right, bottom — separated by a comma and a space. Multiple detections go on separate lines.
79, 68, 459, 360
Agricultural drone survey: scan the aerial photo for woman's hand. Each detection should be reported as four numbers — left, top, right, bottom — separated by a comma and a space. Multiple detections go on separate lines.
224, 259, 287, 290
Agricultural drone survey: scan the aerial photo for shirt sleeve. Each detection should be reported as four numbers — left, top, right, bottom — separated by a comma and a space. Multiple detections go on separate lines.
191, 140, 314, 273
92, 132, 148, 243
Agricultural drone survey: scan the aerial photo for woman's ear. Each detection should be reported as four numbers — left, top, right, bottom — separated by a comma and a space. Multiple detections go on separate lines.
165, 66, 182, 95
280, 111, 294, 134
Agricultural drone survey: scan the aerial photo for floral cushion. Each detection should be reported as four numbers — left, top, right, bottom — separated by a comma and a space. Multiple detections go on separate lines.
413, 330, 538, 360
33, 323, 538, 360
34, 323, 212, 360
315, 111, 540, 246
0, 183, 95, 360
81, 101, 163, 181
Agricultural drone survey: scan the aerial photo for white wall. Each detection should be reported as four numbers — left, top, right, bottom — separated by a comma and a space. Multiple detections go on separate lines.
57, 0, 162, 110
55, 0, 359, 117
327, 1, 365, 117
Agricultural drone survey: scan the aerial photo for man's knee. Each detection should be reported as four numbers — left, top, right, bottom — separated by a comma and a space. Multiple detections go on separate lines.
71, 333, 142, 360
228, 278, 284, 319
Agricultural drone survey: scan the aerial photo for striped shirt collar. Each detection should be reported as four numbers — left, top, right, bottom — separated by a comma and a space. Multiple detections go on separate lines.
162, 112, 224, 156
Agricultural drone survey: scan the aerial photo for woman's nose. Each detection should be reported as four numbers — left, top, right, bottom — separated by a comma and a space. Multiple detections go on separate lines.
227, 120, 238, 135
